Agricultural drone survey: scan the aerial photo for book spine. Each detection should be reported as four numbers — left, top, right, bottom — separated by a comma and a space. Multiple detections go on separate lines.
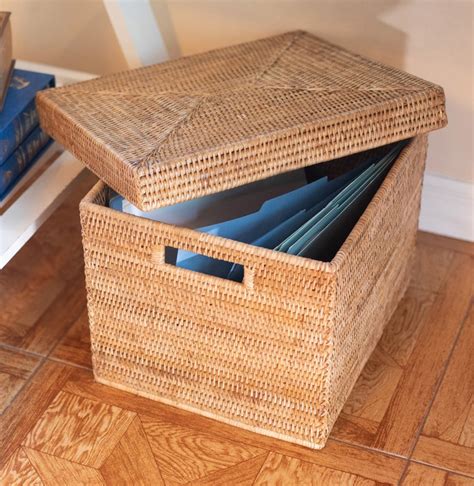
0, 126, 50, 195
0, 78, 54, 165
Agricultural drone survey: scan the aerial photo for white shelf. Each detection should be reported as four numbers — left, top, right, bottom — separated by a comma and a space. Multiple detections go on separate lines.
0, 145, 84, 268
0, 61, 96, 269
15, 60, 96, 86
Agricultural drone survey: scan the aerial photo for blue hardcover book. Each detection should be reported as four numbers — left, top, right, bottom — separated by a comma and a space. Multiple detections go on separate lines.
0, 125, 51, 196
0, 69, 55, 165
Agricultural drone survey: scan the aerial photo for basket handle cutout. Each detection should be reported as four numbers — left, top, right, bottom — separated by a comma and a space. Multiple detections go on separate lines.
151, 245, 254, 288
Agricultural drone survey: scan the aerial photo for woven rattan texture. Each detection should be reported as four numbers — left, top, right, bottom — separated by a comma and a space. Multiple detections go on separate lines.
329, 136, 426, 422
79, 136, 427, 449
39, 31, 445, 210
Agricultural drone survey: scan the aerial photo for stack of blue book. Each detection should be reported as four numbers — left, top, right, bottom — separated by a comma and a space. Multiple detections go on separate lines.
0, 68, 55, 201
110, 140, 408, 280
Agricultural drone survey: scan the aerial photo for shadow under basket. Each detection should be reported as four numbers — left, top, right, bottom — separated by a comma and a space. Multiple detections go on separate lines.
79, 135, 427, 449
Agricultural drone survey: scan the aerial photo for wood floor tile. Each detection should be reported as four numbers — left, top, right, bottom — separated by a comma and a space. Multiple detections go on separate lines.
376, 288, 437, 368
0, 373, 27, 415
140, 413, 264, 485
341, 346, 404, 424
412, 241, 455, 293
445, 473, 474, 485
0, 347, 41, 379
0, 447, 42, 486
253, 451, 380, 485
0, 170, 95, 354
372, 253, 472, 455
0, 361, 74, 469
186, 453, 268, 486
332, 285, 435, 449
63, 367, 407, 484
422, 306, 473, 447
1, 355, 407, 485
412, 436, 474, 478
295, 440, 406, 485
16, 272, 87, 355
401, 462, 448, 485
49, 307, 92, 369
0, 257, 66, 348
100, 416, 164, 486
411, 306, 474, 477
31, 170, 97, 282
334, 253, 472, 457
0, 348, 41, 414
417, 231, 474, 256
392, 462, 474, 486
331, 413, 380, 447
23, 390, 136, 468
25, 448, 105, 486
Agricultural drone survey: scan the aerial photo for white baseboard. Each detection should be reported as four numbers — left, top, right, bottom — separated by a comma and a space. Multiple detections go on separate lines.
419, 173, 473, 242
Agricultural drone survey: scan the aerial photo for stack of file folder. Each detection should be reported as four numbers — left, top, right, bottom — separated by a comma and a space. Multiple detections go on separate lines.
110, 140, 408, 281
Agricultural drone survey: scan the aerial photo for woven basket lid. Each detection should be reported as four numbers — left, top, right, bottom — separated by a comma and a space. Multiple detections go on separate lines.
37, 31, 447, 211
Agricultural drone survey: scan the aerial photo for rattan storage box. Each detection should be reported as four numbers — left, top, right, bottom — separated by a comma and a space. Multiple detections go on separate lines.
37, 31, 447, 449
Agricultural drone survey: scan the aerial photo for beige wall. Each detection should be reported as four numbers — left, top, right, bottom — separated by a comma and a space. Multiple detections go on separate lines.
3, 0, 473, 183
162, 0, 473, 183
1, 0, 128, 74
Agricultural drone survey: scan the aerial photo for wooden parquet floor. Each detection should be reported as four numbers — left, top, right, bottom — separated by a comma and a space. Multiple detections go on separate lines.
0, 170, 472, 485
